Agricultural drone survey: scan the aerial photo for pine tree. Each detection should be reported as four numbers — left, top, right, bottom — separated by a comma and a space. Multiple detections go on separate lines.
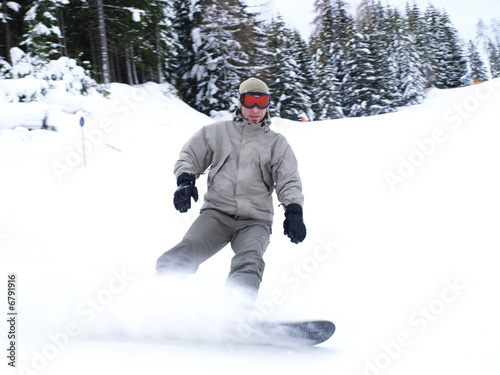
116, 0, 157, 84
374, 3, 401, 110
342, 0, 399, 117
151, 0, 170, 83
406, 2, 431, 88
173, 0, 196, 98
309, 45, 341, 119
439, 11, 467, 87
490, 17, 500, 46
329, 0, 354, 103
289, 29, 316, 121
22, 0, 68, 61
309, 0, 347, 119
422, 6, 467, 88
475, 19, 489, 49
342, 28, 378, 117
58, 0, 99, 80
187, 0, 256, 114
467, 40, 488, 82
1, 1, 22, 64
392, 7, 425, 105
89, 0, 179, 85
405, 2, 425, 44
138, 0, 182, 84
263, 17, 312, 121
232, 1, 266, 73
422, 4, 444, 87
486, 40, 500, 78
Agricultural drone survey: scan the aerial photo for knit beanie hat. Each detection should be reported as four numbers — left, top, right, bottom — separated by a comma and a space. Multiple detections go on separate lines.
238, 77, 269, 108
239, 77, 269, 95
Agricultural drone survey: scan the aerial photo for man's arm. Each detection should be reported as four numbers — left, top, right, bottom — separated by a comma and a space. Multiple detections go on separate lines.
273, 136, 306, 243
172, 125, 213, 212
273, 139, 304, 208
174, 125, 214, 179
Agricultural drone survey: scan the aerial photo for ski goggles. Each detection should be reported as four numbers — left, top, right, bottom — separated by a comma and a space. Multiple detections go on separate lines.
240, 92, 270, 109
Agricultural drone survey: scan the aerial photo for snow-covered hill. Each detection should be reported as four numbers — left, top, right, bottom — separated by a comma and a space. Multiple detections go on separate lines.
1, 78, 499, 375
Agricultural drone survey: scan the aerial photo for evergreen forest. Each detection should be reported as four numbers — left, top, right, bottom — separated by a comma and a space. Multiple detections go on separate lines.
1, 0, 499, 120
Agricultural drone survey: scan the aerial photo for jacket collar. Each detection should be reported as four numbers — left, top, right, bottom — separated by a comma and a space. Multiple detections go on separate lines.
233, 109, 272, 133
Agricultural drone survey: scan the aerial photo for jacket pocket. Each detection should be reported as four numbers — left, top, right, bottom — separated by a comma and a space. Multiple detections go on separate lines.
259, 154, 274, 194
207, 150, 234, 194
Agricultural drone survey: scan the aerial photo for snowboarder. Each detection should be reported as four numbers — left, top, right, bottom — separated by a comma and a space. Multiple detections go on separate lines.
156, 77, 306, 304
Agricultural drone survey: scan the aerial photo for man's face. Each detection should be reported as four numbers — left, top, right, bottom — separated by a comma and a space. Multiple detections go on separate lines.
241, 105, 267, 124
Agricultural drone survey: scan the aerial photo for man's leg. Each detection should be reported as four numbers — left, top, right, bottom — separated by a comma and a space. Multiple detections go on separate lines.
156, 210, 232, 275
226, 221, 271, 301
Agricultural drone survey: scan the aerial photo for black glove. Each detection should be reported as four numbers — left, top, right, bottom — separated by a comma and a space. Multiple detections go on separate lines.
173, 173, 198, 213
283, 203, 306, 244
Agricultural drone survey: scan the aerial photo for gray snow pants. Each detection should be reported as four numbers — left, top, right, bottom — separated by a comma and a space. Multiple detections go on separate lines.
156, 209, 271, 298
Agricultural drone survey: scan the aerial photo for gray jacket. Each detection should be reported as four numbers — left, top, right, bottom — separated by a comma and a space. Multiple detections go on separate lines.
174, 111, 304, 224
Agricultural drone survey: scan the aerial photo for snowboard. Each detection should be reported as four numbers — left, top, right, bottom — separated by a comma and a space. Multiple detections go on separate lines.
242, 320, 335, 346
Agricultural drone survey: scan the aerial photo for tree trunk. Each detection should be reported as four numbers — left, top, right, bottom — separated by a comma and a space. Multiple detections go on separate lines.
58, 8, 68, 56
152, 0, 164, 83
125, 47, 133, 84
96, 0, 110, 84
2, 2, 12, 64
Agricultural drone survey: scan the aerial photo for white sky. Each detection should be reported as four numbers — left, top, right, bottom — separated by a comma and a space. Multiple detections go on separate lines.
265, 0, 500, 42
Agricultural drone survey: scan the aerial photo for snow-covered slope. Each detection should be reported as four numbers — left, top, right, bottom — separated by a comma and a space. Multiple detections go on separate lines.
1, 78, 499, 375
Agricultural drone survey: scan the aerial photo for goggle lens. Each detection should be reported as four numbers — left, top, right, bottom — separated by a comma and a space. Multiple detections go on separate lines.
240, 93, 270, 109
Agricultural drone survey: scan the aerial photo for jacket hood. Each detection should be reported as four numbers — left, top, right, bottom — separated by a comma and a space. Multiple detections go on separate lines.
233, 108, 272, 133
